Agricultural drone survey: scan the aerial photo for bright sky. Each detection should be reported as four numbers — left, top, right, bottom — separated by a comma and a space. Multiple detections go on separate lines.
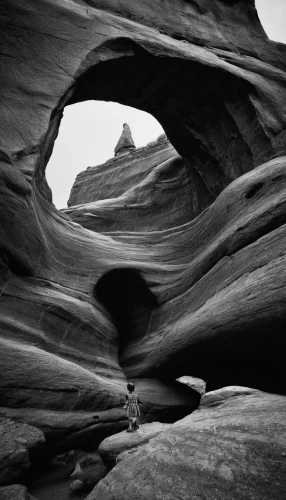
47, 0, 286, 209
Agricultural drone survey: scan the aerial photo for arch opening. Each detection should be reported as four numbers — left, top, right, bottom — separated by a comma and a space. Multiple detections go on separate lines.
46, 101, 164, 209
36, 36, 280, 223
94, 268, 158, 353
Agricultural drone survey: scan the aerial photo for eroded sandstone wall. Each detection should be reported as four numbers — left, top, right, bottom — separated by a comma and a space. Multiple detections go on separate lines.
65, 136, 205, 231
0, 0, 286, 453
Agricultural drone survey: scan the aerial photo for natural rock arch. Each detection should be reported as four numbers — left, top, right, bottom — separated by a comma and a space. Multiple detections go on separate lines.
0, 0, 286, 455
36, 36, 285, 219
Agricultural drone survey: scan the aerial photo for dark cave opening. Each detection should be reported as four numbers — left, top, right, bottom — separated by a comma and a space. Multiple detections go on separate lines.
94, 268, 158, 351
153, 318, 286, 396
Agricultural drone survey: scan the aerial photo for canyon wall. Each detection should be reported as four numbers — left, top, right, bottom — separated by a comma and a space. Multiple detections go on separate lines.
0, 0, 286, 463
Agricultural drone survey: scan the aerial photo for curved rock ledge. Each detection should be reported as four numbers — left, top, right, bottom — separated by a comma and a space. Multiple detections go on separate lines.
98, 422, 171, 467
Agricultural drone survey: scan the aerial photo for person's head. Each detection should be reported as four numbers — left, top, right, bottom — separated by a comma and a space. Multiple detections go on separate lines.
127, 382, 135, 393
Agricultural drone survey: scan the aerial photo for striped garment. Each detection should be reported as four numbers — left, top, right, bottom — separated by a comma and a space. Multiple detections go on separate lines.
125, 393, 141, 417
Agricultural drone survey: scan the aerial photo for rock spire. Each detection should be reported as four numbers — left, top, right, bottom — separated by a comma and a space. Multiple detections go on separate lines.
114, 123, 136, 156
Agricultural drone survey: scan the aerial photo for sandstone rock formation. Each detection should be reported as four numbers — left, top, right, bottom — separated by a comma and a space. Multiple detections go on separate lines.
0, 419, 44, 486
98, 422, 171, 466
87, 388, 286, 500
67, 154, 286, 395
0, 0, 286, 467
176, 376, 206, 396
0, 372, 198, 454
114, 124, 136, 156
65, 135, 194, 232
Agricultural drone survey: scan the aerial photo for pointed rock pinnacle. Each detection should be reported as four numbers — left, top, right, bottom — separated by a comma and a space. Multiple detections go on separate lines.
114, 123, 136, 156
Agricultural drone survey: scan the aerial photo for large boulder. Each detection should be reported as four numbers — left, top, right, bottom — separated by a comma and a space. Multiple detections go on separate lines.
87, 388, 286, 500
0, 418, 44, 486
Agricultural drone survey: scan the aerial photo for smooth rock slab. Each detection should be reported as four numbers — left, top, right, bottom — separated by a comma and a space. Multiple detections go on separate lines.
98, 422, 171, 466
176, 376, 206, 396
200, 385, 259, 406
88, 388, 286, 500
0, 419, 45, 486
0, 485, 37, 500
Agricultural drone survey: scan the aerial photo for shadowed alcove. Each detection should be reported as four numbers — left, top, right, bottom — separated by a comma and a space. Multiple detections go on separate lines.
94, 269, 158, 354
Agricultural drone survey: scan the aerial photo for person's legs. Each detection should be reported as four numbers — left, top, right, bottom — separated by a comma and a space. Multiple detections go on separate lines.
127, 417, 133, 432
133, 417, 139, 430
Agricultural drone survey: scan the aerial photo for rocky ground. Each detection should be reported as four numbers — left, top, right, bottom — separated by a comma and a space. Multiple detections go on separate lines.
88, 387, 286, 500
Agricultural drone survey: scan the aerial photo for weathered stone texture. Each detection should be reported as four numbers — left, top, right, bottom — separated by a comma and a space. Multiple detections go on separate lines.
88, 389, 286, 500
0, 0, 285, 455
65, 137, 200, 231
176, 376, 206, 396
98, 422, 171, 466
114, 123, 136, 156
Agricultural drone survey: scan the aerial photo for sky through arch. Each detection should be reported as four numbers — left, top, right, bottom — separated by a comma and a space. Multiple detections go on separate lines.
47, 0, 286, 209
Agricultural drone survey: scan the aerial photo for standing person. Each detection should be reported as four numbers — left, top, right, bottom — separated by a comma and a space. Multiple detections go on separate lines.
123, 382, 143, 432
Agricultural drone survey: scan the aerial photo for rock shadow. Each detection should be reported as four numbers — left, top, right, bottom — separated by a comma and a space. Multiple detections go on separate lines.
94, 268, 158, 353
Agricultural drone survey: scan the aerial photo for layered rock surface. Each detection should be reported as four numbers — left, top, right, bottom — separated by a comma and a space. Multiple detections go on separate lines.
114, 124, 136, 156
0, 364, 198, 452
0, 0, 285, 459
88, 388, 286, 500
67, 154, 286, 394
65, 135, 198, 232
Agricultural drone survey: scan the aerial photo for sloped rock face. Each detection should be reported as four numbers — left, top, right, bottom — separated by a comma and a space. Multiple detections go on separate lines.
88, 388, 286, 500
0, 0, 286, 455
65, 134, 208, 232
65, 137, 198, 232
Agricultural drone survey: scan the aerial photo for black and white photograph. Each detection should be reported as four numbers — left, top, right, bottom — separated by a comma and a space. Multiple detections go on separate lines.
0, 1, 285, 499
